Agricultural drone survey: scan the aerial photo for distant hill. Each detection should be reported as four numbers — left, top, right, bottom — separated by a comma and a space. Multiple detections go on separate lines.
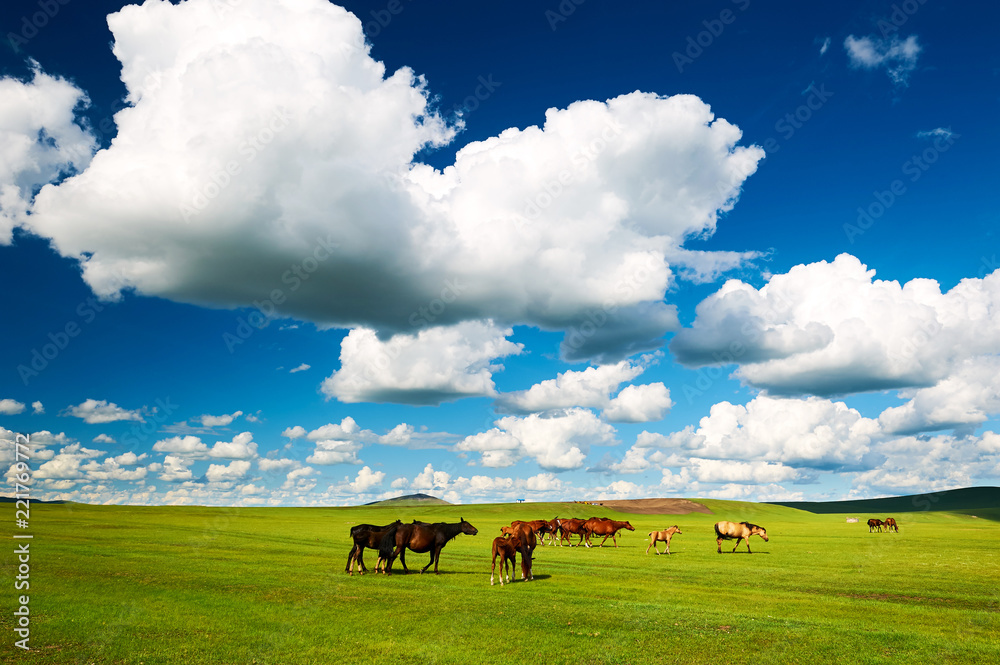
0, 496, 70, 504
365, 493, 451, 507
768, 486, 1000, 515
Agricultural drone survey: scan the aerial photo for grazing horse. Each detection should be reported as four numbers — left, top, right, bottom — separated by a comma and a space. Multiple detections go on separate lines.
556, 518, 589, 546
345, 520, 402, 575
583, 518, 634, 548
868, 518, 884, 533
645, 526, 682, 555
490, 535, 525, 586
883, 517, 898, 533
501, 522, 537, 579
508, 520, 554, 543
380, 518, 478, 575
715, 521, 768, 554
543, 517, 561, 546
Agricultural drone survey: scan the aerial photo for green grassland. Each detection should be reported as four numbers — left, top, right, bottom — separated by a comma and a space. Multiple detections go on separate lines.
2, 500, 999, 664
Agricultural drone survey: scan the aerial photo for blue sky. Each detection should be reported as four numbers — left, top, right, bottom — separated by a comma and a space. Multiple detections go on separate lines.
1, 0, 998, 506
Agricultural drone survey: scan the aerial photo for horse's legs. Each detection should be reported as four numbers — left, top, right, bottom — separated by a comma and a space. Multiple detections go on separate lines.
491, 551, 497, 586
357, 547, 367, 574
732, 537, 743, 553
665, 537, 671, 555
346, 543, 359, 574
717, 537, 723, 554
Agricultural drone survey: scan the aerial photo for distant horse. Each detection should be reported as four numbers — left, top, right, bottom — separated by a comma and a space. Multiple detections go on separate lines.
868, 518, 884, 533
490, 535, 524, 586
345, 520, 401, 575
883, 517, 898, 533
714, 521, 768, 554
583, 517, 634, 548
379, 518, 478, 575
645, 526, 682, 555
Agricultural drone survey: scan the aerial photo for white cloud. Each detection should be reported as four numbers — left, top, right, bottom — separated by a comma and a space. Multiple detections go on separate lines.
819, 37, 831, 55
31, 401, 44, 414
348, 465, 385, 492
462, 408, 618, 471
306, 440, 362, 466
321, 321, 522, 405
0, 399, 26, 415
844, 34, 921, 86
197, 411, 243, 427
93, 434, 116, 444
0, 64, 96, 243
67, 399, 144, 424
258, 458, 301, 473
671, 254, 1000, 399
602, 383, 672, 423
630, 395, 879, 470
158, 455, 194, 482
205, 460, 252, 483
34, 443, 105, 480
412, 463, 451, 490
879, 357, 1000, 434
15, 0, 763, 368
289, 364, 310, 373
688, 458, 800, 484
496, 361, 643, 413
282, 425, 307, 439
916, 127, 954, 141
152, 432, 257, 460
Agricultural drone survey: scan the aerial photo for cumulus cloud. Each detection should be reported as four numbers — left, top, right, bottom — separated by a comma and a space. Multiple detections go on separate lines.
9, 0, 763, 373
31, 401, 44, 414
347, 465, 385, 493
322, 321, 522, 405
602, 383, 672, 423
844, 34, 921, 86
152, 432, 258, 460
633, 395, 880, 469
34, 443, 105, 480
496, 361, 643, 413
458, 408, 617, 471
0, 399, 26, 415
197, 411, 243, 427
66, 399, 145, 424
93, 434, 116, 444
0, 64, 96, 243
671, 254, 1000, 398
205, 460, 252, 483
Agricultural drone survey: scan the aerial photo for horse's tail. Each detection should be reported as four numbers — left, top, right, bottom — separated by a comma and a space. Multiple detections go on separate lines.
714, 523, 722, 538
378, 524, 399, 561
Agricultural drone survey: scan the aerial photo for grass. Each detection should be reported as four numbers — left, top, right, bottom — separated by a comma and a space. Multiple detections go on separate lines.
2, 500, 999, 664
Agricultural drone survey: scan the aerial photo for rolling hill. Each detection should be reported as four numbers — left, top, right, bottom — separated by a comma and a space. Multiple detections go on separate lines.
768, 486, 1000, 518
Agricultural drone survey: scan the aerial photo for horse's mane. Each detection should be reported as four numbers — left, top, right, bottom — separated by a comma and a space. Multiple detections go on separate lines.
740, 521, 763, 530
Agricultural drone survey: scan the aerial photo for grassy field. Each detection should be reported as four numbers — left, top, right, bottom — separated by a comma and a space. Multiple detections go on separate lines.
2, 500, 999, 664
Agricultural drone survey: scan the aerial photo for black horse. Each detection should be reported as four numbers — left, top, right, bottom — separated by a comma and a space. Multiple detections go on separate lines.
379, 518, 478, 575
345, 520, 401, 575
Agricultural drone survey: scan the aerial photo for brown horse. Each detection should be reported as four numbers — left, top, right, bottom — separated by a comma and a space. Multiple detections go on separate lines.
380, 518, 478, 575
490, 535, 525, 586
583, 517, 634, 548
868, 518, 884, 533
714, 521, 768, 554
542, 517, 561, 546
645, 525, 682, 555
556, 518, 589, 546
501, 522, 537, 579
345, 520, 402, 575
883, 517, 898, 533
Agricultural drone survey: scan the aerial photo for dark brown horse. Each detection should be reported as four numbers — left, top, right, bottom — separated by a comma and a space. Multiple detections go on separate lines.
490, 535, 524, 586
583, 517, 635, 548
868, 518, 884, 533
501, 522, 537, 580
345, 520, 401, 575
380, 518, 478, 575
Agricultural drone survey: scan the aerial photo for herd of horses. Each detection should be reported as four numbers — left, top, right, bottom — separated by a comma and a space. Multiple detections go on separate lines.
343, 516, 778, 582
867, 517, 899, 533
345, 515, 897, 580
